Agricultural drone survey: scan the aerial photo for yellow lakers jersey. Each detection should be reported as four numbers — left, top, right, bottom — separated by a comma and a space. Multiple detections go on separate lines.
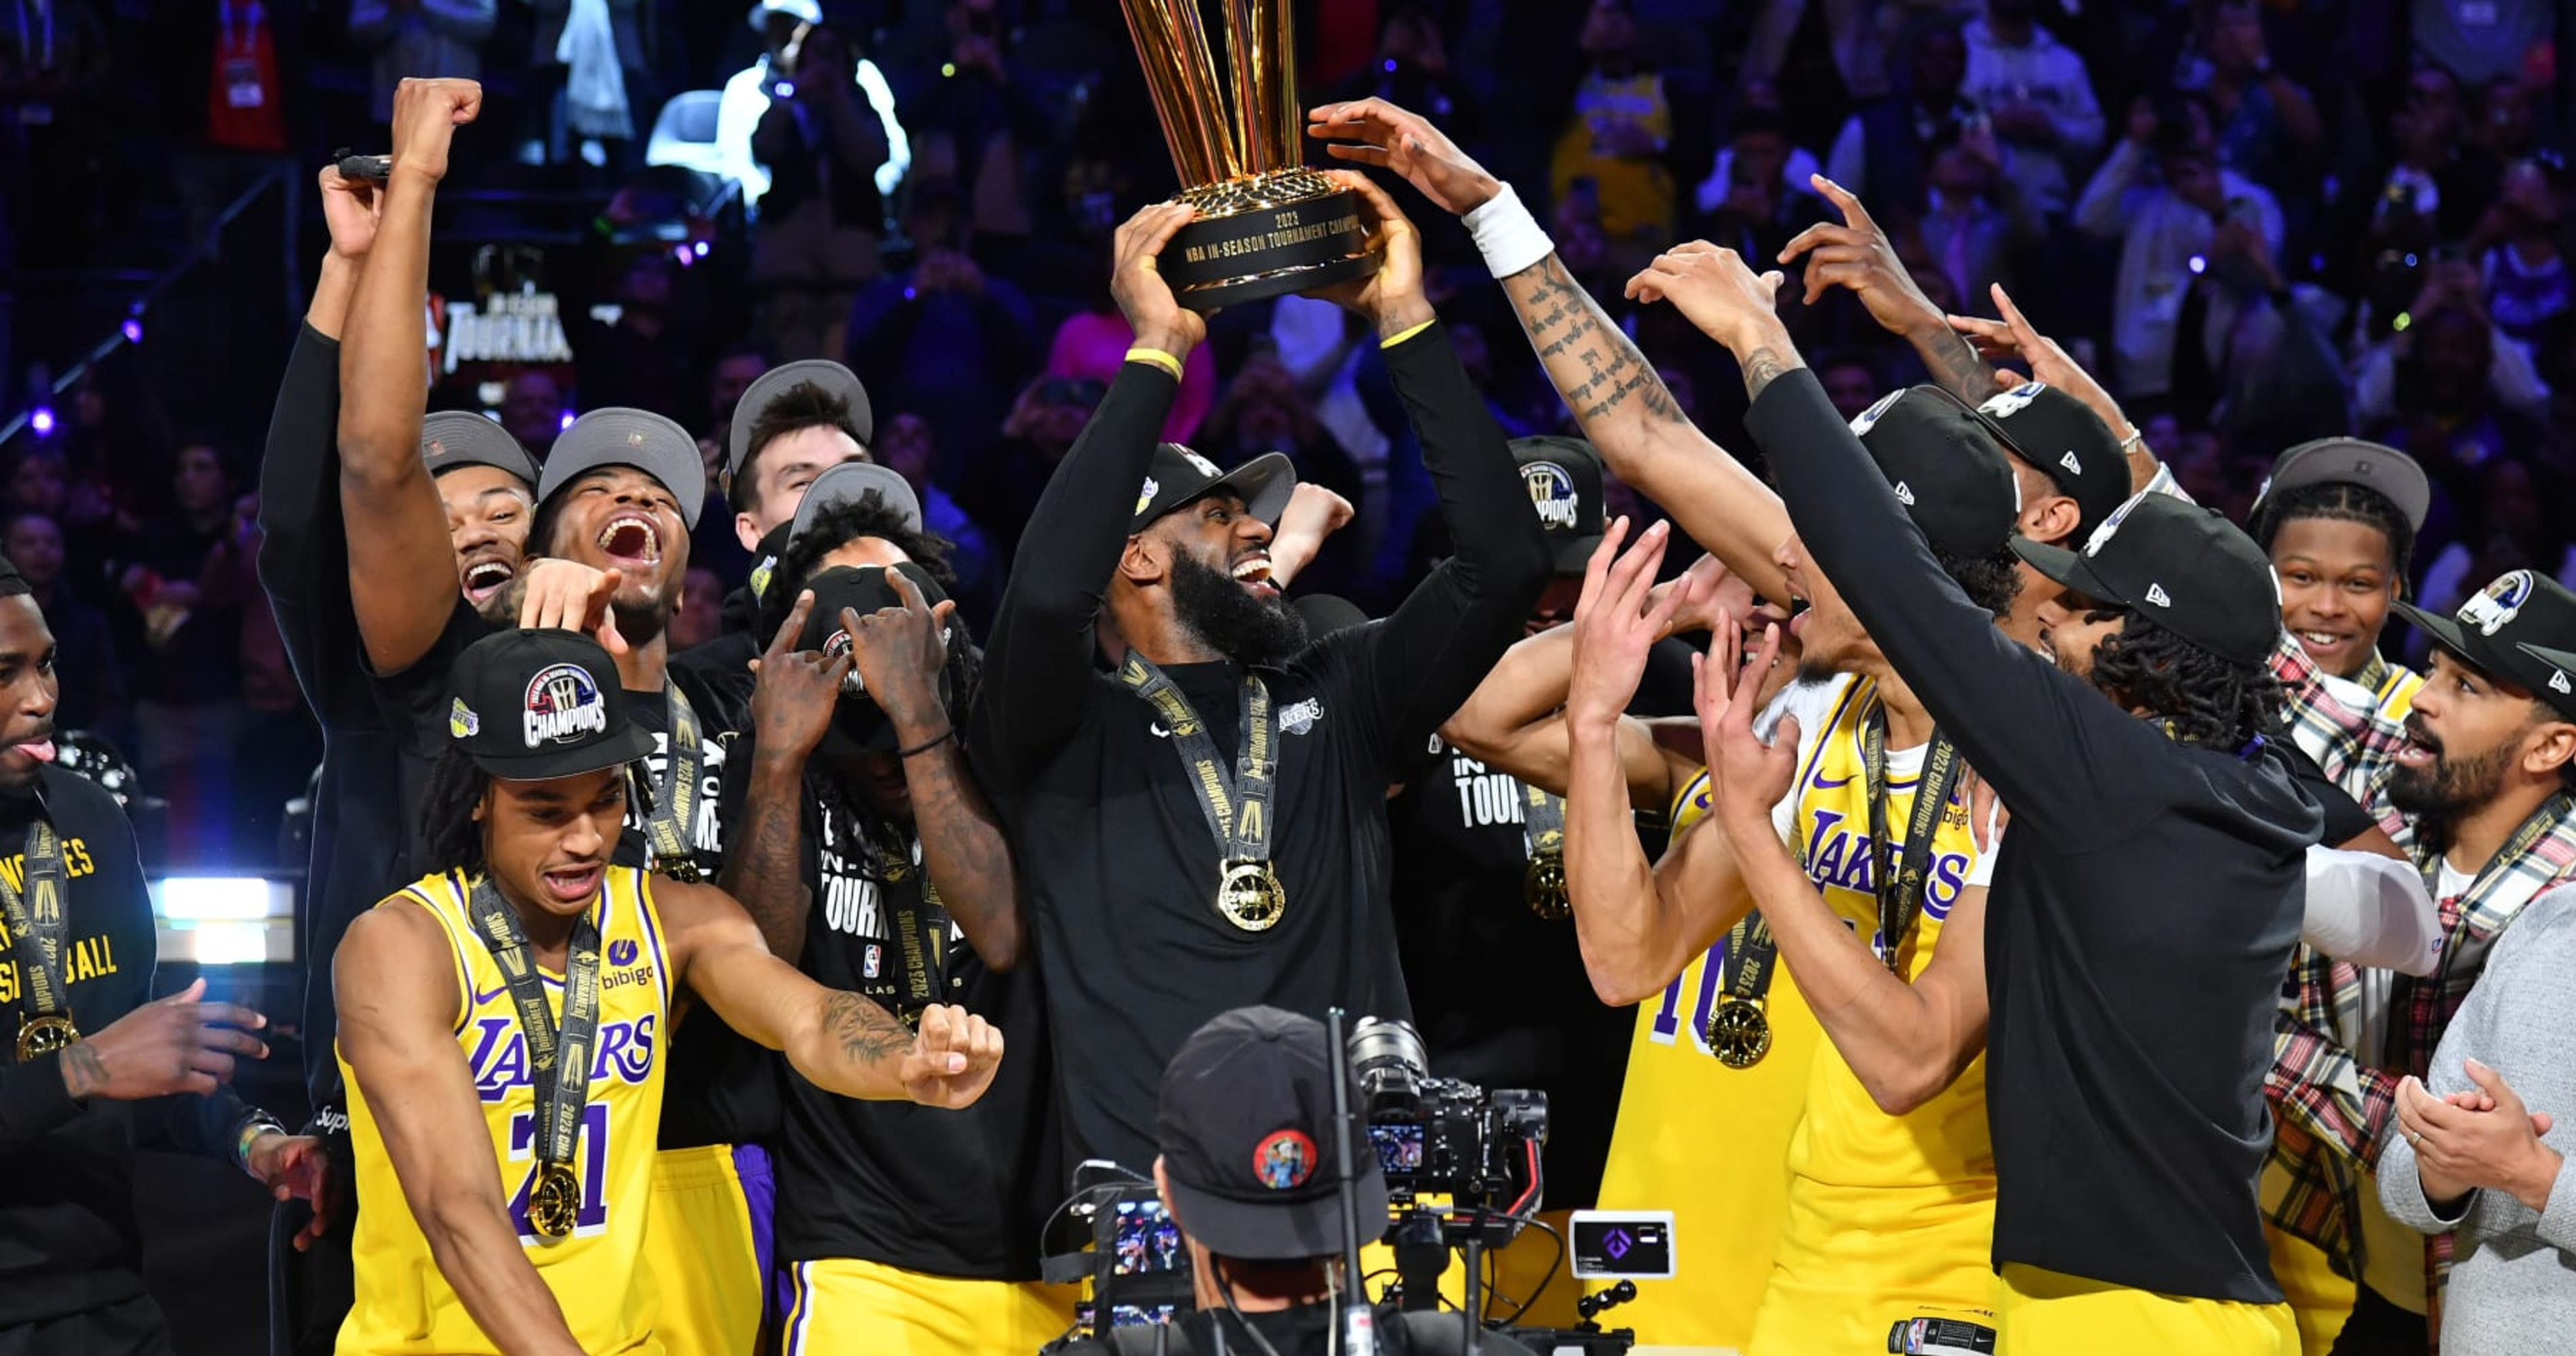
1750, 675, 1998, 1353
2374, 663, 2423, 725
338, 869, 672, 1356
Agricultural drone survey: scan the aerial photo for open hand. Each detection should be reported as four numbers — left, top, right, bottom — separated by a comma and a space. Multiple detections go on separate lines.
1306, 171, 1430, 336
515, 559, 629, 657
388, 77, 481, 184
66, 978, 270, 1101
1697, 613, 1800, 835
748, 589, 851, 762
1567, 517, 1693, 727
1306, 98, 1502, 216
248, 1132, 333, 1251
901, 1003, 1003, 1109
1779, 176, 1946, 339
840, 569, 955, 732
1111, 203, 1207, 357
1625, 241, 1787, 353
1650, 552, 1750, 638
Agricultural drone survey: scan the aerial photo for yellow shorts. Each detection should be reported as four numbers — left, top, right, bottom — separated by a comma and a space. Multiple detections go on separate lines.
645, 1145, 767, 1356
2263, 1224, 2355, 1356
780, 1257, 1077, 1356
1747, 1177, 1994, 1355
1996, 1263, 2299, 1356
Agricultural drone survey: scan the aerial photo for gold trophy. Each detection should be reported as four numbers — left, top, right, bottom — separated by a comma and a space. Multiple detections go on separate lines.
1119, 0, 1377, 309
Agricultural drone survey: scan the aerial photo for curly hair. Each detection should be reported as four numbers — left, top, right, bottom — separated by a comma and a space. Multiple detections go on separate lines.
737, 382, 868, 515
1933, 540, 2024, 620
2087, 610, 2285, 750
419, 747, 493, 878
2247, 480, 2415, 593
757, 494, 982, 712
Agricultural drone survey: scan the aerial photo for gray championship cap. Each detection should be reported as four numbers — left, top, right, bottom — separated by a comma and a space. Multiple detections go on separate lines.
728, 359, 874, 482
540, 407, 706, 530
422, 411, 539, 489
2251, 438, 2432, 532
786, 460, 923, 551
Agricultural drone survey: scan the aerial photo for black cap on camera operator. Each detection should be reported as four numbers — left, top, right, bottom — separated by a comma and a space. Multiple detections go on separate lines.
1051, 1007, 1538, 1356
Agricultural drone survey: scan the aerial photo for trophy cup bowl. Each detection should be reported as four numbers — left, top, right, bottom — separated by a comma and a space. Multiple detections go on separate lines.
1121, 0, 1377, 311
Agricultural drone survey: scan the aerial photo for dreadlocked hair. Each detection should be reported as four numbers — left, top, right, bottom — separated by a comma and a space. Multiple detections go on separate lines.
2247, 480, 2416, 593
757, 494, 983, 713
420, 747, 494, 878
1933, 540, 2024, 620
2087, 609, 2285, 751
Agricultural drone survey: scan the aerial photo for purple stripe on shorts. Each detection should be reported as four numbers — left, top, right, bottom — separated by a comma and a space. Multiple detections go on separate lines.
732, 1142, 778, 1323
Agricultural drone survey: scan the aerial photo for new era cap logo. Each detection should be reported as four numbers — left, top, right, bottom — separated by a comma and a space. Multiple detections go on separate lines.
626, 431, 645, 447
2145, 583, 2173, 608
2060, 450, 2084, 475
1893, 481, 1916, 506
523, 662, 609, 748
2554, 671, 2573, 697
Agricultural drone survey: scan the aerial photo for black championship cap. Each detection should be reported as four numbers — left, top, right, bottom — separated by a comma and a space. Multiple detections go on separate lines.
2397, 571, 2576, 719
422, 411, 540, 489
1512, 436, 1606, 576
2012, 490, 2282, 668
794, 562, 959, 740
1847, 386, 2021, 556
541, 407, 706, 530
2251, 437, 2432, 532
1969, 382, 2129, 536
1131, 444, 1295, 533
727, 359, 874, 483
444, 629, 654, 780
1157, 1005, 1390, 1262
2514, 640, 2576, 722
787, 460, 923, 551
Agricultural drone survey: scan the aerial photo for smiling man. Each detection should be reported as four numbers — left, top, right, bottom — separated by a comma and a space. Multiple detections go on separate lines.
971, 190, 1548, 1178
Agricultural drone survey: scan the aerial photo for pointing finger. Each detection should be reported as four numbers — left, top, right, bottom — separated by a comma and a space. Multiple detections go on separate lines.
1811, 174, 1873, 231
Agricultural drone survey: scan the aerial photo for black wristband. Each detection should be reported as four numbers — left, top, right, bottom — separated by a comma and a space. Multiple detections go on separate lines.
898, 727, 958, 759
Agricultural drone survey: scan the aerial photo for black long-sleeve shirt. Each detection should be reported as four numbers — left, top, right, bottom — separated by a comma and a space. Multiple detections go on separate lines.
255, 322, 411, 1114
1747, 369, 2321, 1304
0, 768, 252, 1328
969, 321, 1549, 1175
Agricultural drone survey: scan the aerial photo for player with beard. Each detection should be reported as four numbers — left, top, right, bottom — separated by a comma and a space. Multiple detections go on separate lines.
721, 464, 1065, 1353
0, 553, 330, 1354
332, 627, 1002, 1356
669, 359, 875, 736
971, 184, 1549, 1178
2262, 572, 2576, 1351
1657, 240, 2320, 1352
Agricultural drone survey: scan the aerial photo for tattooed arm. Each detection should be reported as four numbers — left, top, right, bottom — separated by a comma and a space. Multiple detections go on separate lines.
660, 879, 1003, 1106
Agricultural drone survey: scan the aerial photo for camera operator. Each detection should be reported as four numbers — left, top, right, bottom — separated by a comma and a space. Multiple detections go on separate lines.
740, 8, 896, 361
1050, 1007, 1540, 1356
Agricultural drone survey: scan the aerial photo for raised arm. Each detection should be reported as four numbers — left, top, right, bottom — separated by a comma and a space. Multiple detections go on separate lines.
339, 77, 483, 676
659, 880, 1002, 1108
968, 205, 1199, 797
1777, 176, 2001, 403
257, 167, 378, 646
718, 591, 845, 960
335, 903, 586, 1356
843, 572, 1023, 970
1307, 98, 1794, 610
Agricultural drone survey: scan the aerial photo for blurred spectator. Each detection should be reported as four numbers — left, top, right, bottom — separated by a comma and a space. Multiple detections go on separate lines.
348, 0, 494, 126
230, 494, 316, 865
2473, 74, 2549, 163
691, 435, 751, 593
2473, 156, 2571, 345
1815, 351, 1885, 422
127, 445, 253, 863
2362, 302, 2548, 481
502, 371, 567, 451
906, 0, 1047, 256
1914, 120, 2040, 316
1824, 18, 1977, 214
1046, 277, 1215, 443
750, 22, 894, 361
2169, 1, 2322, 192
965, 374, 1103, 559
1331, 5, 1482, 148
874, 412, 998, 624
1551, 0, 1685, 247
578, 254, 696, 422
2412, 0, 2555, 87
1270, 294, 1394, 521
847, 182, 1037, 487
1449, 321, 1540, 438
2075, 94, 2282, 400
2369, 64, 2502, 250
1199, 355, 1366, 513
670, 566, 725, 652
529, 0, 645, 170
2, 511, 125, 742
6, 446, 125, 607
718, 1, 908, 213
1693, 106, 1830, 266
204, 0, 289, 155
706, 341, 771, 439
2357, 259, 2552, 431
1959, 0, 2104, 218
2416, 458, 2576, 617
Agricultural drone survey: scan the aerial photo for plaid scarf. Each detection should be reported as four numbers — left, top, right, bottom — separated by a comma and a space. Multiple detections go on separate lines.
2263, 637, 2576, 1339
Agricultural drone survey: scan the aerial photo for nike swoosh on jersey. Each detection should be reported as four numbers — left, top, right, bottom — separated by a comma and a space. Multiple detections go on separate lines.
1149, 723, 1172, 739
472, 982, 509, 1007
1812, 774, 1855, 789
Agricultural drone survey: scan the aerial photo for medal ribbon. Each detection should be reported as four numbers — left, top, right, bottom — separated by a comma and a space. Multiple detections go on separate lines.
644, 681, 703, 878
0, 818, 74, 1036
1119, 655, 1279, 906
1718, 910, 1779, 1006
1521, 782, 1565, 856
1860, 709, 1965, 978
879, 841, 951, 1010
464, 874, 603, 1183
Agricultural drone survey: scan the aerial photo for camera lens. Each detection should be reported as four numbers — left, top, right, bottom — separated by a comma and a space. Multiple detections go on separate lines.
1347, 1016, 1427, 1115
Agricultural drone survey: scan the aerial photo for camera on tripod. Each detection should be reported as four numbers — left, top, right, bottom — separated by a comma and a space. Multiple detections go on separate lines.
1348, 1016, 1548, 1213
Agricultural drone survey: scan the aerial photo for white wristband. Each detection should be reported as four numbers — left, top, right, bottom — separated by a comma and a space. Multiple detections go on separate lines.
1463, 183, 1554, 280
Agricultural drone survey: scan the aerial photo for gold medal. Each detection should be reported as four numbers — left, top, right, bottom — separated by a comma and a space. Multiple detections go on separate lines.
14, 1014, 76, 1064
529, 1162, 582, 1239
1216, 860, 1286, 932
1524, 835, 1569, 921
653, 858, 703, 885
1706, 998, 1772, 1069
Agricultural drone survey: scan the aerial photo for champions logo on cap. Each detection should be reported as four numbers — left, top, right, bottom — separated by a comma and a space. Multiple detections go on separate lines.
1253, 1129, 1317, 1190
1134, 476, 1161, 518
1523, 462, 1582, 531
1850, 388, 1905, 435
1180, 449, 1222, 479
522, 663, 610, 749
2461, 570, 2535, 637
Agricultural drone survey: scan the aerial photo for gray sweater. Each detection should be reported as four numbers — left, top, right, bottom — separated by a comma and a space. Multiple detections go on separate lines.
2379, 883, 2576, 1353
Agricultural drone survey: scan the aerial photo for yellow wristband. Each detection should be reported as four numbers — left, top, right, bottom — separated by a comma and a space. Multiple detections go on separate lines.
1125, 347, 1184, 380
1380, 319, 1437, 350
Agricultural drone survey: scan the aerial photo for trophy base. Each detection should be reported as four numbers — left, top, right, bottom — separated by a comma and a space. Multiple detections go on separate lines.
1161, 170, 1377, 312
